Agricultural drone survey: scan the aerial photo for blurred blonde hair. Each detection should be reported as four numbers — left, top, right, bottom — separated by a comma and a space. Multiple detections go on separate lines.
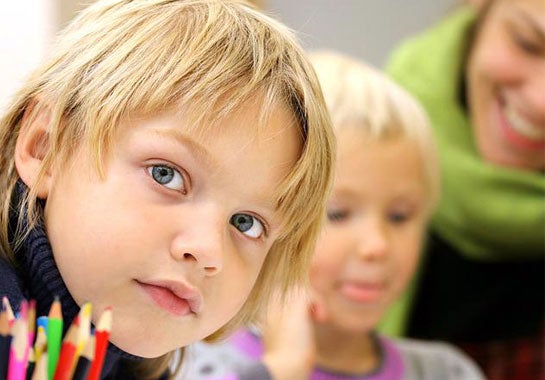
309, 50, 439, 212
0, 1, 334, 378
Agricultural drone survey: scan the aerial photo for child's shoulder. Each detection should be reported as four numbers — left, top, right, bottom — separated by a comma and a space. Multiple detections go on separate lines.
389, 336, 485, 380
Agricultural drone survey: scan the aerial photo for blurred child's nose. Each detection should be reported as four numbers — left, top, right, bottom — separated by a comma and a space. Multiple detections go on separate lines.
355, 217, 388, 261
169, 203, 225, 276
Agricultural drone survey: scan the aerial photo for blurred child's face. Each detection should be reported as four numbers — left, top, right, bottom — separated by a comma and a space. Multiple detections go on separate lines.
310, 130, 428, 333
42, 100, 301, 357
467, 0, 545, 170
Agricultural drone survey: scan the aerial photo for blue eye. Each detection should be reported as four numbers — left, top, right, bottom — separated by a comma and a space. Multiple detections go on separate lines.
230, 213, 264, 239
148, 165, 185, 192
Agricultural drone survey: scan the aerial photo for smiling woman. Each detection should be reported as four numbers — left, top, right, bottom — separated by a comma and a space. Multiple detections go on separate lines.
385, 0, 545, 378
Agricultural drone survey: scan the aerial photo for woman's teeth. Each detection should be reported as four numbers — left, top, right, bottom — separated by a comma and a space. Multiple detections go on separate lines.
504, 104, 545, 140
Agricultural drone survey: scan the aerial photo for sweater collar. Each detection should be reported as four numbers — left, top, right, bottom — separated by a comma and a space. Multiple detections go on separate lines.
10, 181, 141, 376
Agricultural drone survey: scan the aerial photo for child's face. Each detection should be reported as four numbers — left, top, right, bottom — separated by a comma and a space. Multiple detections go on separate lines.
42, 101, 301, 357
310, 129, 428, 333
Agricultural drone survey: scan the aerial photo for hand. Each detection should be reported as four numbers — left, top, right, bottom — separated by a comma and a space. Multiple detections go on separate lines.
261, 288, 316, 380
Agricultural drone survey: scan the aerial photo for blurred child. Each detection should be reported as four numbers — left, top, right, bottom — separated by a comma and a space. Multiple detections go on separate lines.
0, 1, 335, 378
182, 51, 485, 380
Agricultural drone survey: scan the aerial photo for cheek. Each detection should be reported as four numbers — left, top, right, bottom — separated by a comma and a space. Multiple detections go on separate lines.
309, 250, 342, 291
471, 33, 524, 91
390, 230, 423, 289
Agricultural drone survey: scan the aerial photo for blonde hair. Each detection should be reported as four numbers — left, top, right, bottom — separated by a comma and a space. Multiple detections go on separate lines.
0, 1, 334, 378
309, 50, 439, 212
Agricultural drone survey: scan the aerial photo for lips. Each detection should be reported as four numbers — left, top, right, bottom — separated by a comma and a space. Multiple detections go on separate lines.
137, 279, 202, 316
338, 281, 385, 304
497, 97, 545, 151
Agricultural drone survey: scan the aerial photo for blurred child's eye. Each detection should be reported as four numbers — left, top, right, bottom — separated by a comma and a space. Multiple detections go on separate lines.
230, 213, 265, 239
327, 209, 349, 223
388, 212, 411, 224
148, 165, 185, 192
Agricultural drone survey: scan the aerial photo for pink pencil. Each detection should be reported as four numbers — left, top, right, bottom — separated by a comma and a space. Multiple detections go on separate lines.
7, 316, 28, 380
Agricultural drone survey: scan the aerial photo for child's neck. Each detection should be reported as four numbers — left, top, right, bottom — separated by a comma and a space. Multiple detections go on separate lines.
313, 324, 379, 375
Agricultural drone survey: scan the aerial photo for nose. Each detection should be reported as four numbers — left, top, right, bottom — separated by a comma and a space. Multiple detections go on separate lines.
169, 203, 225, 276
356, 217, 388, 261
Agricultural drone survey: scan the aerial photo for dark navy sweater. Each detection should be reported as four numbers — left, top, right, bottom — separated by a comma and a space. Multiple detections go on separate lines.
0, 183, 168, 379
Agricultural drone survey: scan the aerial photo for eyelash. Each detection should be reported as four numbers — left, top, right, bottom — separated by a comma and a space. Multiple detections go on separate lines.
511, 31, 543, 55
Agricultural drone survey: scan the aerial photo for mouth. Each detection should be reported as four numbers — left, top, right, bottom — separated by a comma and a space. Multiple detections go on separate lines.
497, 96, 545, 151
338, 281, 385, 304
136, 279, 202, 316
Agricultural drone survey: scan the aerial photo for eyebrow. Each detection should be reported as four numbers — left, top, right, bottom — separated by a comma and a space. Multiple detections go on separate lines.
510, 7, 545, 42
152, 128, 218, 170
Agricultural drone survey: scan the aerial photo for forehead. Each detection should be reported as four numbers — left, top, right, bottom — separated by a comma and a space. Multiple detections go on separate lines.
488, 0, 545, 23
334, 130, 425, 193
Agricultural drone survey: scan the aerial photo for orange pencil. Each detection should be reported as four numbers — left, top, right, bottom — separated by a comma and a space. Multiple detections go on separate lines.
52, 319, 79, 380
0, 308, 12, 379
27, 300, 36, 347
86, 308, 112, 380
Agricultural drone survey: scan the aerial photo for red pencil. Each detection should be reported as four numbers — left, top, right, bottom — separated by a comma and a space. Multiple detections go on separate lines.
86, 308, 112, 380
2, 297, 15, 325
52, 319, 79, 380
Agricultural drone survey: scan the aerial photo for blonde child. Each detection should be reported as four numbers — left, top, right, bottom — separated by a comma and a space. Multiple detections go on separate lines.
0, 1, 335, 378
183, 51, 485, 379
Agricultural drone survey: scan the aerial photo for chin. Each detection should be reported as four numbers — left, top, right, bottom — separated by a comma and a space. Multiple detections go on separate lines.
109, 329, 175, 358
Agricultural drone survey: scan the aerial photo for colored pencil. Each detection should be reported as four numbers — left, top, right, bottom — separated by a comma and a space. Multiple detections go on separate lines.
52, 320, 78, 380
47, 297, 63, 380
2, 297, 15, 324
67, 303, 92, 379
86, 308, 112, 380
27, 301, 36, 347
33, 326, 46, 363
31, 352, 47, 380
75, 303, 92, 358
7, 315, 28, 380
25, 348, 35, 380
0, 308, 12, 380
71, 335, 95, 380
36, 317, 48, 334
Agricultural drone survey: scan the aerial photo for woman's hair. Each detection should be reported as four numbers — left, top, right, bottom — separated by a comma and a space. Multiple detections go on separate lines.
0, 1, 334, 377
309, 50, 440, 212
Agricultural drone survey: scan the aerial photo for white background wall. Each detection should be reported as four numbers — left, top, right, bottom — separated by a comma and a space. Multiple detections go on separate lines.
267, 0, 457, 67
0, 1, 56, 111
0, 0, 457, 112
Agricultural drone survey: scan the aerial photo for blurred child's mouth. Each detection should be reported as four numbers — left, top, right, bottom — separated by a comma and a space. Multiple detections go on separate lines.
338, 281, 384, 304
135, 279, 202, 316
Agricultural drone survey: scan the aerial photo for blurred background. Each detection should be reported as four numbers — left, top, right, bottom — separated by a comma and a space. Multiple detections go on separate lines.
0, 0, 456, 112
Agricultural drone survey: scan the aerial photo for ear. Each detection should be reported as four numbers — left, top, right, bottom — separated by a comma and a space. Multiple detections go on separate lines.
14, 101, 53, 199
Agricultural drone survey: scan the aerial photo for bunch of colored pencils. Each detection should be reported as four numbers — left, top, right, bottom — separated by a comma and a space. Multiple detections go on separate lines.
0, 296, 112, 380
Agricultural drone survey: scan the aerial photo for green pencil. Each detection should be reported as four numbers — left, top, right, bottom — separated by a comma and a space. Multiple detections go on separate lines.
47, 297, 63, 380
